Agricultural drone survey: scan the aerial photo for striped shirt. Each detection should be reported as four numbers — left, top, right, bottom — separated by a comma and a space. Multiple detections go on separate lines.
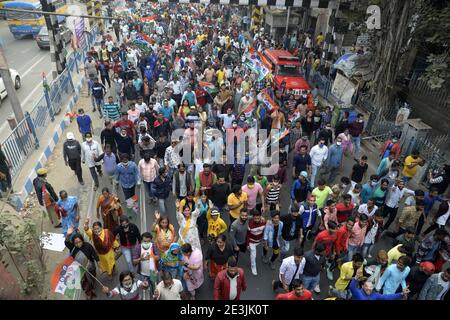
102, 103, 121, 121
247, 219, 266, 244
266, 183, 281, 204
138, 158, 159, 183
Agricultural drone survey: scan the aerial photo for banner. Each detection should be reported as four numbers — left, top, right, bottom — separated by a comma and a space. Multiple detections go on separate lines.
242, 48, 270, 81
74, 18, 86, 50
239, 100, 257, 117
51, 256, 85, 299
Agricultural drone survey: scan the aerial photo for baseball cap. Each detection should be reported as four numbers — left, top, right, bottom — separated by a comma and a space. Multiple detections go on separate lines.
300, 171, 308, 178
420, 261, 435, 273
66, 132, 75, 140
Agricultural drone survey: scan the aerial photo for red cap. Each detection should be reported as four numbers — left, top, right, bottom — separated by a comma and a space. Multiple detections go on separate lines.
420, 261, 435, 273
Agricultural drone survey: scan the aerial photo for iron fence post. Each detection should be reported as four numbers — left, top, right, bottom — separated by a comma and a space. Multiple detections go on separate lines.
44, 83, 55, 122
25, 111, 39, 149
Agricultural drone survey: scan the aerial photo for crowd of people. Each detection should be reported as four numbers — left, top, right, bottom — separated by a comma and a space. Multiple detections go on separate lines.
30, 1, 450, 300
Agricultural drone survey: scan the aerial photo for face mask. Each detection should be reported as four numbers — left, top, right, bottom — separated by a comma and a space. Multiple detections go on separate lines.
232, 124, 237, 128
86, 138, 92, 142
227, 272, 237, 278
123, 282, 133, 289
142, 243, 151, 250
121, 133, 127, 137
319, 143, 324, 148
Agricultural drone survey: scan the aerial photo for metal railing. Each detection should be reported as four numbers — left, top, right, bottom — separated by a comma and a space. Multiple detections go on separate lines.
1, 25, 100, 181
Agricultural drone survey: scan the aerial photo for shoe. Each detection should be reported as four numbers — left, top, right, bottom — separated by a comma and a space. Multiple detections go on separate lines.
252, 266, 258, 276
92, 108, 96, 112
367, 254, 372, 258
55, 223, 62, 228
80, 181, 85, 186
326, 268, 334, 281
270, 261, 276, 270
262, 255, 270, 264
94, 185, 98, 191
314, 284, 321, 294
98, 171, 103, 177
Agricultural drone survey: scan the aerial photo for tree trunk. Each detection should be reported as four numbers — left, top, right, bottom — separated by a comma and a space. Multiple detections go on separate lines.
371, 0, 413, 119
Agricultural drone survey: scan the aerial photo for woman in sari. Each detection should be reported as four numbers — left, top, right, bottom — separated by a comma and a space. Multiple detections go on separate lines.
181, 243, 204, 300
65, 227, 99, 299
152, 211, 177, 252
161, 242, 184, 280
176, 199, 201, 250
96, 187, 123, 231
84, 219, 119, 279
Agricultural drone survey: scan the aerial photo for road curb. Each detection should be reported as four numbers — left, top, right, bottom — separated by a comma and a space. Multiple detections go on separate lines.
13, 77, 86, 209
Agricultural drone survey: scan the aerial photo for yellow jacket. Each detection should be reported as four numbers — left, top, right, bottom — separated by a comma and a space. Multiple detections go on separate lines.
207, 211, 227, 238
335, 261, 363, 291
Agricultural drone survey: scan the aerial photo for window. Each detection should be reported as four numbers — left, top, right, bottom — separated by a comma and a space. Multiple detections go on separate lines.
276, 65, 300, 77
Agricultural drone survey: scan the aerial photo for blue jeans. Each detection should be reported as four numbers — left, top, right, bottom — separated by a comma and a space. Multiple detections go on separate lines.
347, 244, 361, 261
303, 274, 320, 291
352, 136, 361, 159
121, 247, 135, 272
158, 198, 167, 214
144, 181, 154, 198
310, 163, 321, 188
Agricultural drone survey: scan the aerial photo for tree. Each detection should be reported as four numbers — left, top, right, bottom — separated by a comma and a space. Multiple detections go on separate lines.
0, 200, 48, 298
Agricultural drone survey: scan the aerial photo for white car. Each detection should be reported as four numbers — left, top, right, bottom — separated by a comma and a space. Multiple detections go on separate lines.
0, 69, 21, 102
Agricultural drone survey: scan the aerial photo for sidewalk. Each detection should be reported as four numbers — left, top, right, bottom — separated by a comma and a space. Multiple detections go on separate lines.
27, 77, 107, 299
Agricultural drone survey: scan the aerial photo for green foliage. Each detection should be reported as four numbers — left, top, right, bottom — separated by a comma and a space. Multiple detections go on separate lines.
419, 53, 450, 89
0, 209, 47, 297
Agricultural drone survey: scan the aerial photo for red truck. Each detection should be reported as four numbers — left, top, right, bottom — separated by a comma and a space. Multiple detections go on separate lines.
261, 49, 311, 101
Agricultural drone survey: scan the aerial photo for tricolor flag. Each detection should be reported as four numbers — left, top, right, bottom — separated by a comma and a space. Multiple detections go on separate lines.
198, 81, 219, 96
242, 48, 270, 81
272, 129, 290, 145
261, 89, 278, 112
239, 100, 257, 117
51, 256, 85, 299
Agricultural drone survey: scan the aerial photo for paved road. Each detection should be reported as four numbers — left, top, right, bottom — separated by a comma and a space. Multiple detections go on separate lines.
0, 1, 87, 139
76, 106, 396, 300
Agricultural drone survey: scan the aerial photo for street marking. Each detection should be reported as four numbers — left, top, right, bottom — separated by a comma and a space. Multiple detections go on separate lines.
20, 55, 48, 78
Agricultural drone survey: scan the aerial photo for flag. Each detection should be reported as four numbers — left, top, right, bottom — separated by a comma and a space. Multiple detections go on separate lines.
198, 81, 219, 96
272, 129, 290, 145
239, 100, 257, 117
51, 256, 85, 299
242, 47, 269, 81
261, 88, 278, 112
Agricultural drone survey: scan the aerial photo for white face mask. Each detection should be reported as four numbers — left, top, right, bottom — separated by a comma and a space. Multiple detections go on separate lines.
86, 138, 92, 142
336, 141, 342, 146
123, 282, 133, 289
142, 243, 151, 250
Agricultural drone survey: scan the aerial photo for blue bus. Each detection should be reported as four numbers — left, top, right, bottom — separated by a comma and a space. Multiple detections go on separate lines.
4, 0, 67, 39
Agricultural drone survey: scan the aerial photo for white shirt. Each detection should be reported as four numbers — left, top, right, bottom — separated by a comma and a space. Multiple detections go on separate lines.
385, 186, 415, 208
81, 140, 103, 168
279, 256, 306, 285
228, 274, 238, 300
168, 80, 182, 95
156, 279, 183, 300
219, 113, 236, 130
364, 222, 379, 244
358, 204, 379, 217
436, 202, 450, 226
135, 102, 148, 114
309, 145, 328, 166
348, 190, 361, 206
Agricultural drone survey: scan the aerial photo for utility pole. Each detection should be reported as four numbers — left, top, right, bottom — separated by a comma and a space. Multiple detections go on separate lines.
40, 0, 66, 79
0, 45, 24, 123
285, 6, 291, 34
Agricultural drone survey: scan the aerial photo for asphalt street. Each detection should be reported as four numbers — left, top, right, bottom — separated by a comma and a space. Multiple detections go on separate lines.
0, 1, 87, 139
79, 111, 397, 300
